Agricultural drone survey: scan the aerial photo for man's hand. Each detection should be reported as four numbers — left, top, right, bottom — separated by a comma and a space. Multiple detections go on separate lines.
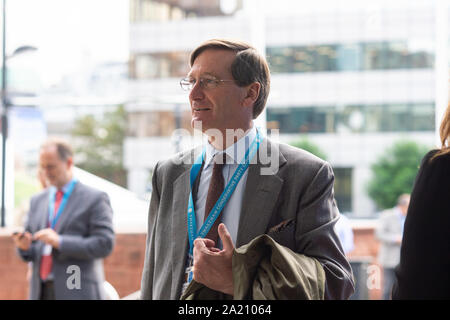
12, 231, 32, 251
34, 228, 60, 249
193, 223, 235, 295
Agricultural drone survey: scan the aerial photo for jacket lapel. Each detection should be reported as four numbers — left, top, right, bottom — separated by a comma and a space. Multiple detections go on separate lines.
170, 158, 198, 298
54, 183, 80, 234
236, 138, 287, 247
37, 191, 50, 231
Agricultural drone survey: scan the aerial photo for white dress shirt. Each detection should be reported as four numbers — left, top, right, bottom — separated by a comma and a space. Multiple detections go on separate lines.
194, 126, 257, 247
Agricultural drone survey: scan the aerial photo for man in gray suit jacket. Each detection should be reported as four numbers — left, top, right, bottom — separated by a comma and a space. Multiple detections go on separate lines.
376, 193, 410, 300
140, 39, 354, 300
12, 138, 115, 300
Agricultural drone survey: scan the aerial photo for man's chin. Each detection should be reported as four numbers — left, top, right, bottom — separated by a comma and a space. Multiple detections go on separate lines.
191, 119, 206, 131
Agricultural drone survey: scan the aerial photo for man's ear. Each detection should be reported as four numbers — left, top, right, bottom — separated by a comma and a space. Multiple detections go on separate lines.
242, 82, 261, 108
66, 157, 74, 169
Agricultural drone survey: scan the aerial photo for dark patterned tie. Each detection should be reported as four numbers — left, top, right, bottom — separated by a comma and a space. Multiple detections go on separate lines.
203, 153, 226, 243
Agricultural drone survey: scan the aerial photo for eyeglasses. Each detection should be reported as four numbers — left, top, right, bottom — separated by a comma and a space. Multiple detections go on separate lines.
179, 77, 235, 91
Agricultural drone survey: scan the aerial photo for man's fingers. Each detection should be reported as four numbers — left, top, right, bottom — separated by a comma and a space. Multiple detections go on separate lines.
12, 231, 32, 250
194, 238, 216, 251
34, 228, 51, 235
203, 238, 216, 249
13, 231, 29, 239
21, 232, 32, 240
218, 223, 234, 252
33, 231, 42, 240
33, 229, 50, 240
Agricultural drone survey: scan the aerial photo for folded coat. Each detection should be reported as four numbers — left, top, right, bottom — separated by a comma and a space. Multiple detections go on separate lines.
181, 234, 325, 300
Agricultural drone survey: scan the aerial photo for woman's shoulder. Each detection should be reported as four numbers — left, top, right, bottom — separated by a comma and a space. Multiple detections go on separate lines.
416, 149, 450, 187
422, 149, 450, 169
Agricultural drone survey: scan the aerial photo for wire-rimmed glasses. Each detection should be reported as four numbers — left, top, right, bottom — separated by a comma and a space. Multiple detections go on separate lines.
179, 77, 235, 91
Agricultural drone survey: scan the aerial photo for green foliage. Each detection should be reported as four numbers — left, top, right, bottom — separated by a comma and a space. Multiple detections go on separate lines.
367, 140, 430, 210
289, 137, 327, 160
14, 172, 40, 207
71, 105, 127, 187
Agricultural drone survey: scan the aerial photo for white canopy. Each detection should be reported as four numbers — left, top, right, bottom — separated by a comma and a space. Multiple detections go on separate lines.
73, 167, 149, 234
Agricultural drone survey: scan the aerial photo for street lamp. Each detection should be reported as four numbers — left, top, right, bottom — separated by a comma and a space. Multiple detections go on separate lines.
1, 0, 38, 226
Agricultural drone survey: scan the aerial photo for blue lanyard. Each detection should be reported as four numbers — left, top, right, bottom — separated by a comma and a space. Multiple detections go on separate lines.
48, 179, 78, 229
187, 130, 262, 255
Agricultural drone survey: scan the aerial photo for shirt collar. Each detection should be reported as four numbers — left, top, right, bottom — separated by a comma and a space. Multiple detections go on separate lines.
54, 178, 76, 194
204, 126, 257, 168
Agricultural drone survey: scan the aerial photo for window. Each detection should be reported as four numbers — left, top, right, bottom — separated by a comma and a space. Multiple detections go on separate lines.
268, 47, 294, 73
267, 103, 434, 134
336, 44, 362, 71
267, 41, 434, 73
267, 106, 336, 134
385, 42, 410, 69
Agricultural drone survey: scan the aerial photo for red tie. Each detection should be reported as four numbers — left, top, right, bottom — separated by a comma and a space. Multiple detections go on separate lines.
40, 190, 63, 280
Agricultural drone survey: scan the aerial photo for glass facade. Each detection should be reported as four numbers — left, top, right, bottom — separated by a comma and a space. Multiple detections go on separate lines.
127, 0, 439, 218
131, 40, 434, 79
267, 103, 435, 134
267, 41, 434, 73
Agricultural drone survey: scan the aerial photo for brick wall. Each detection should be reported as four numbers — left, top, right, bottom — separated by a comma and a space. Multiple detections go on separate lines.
348, 227, 382, 300
0, 229, 146, 300
104, 233, 147, 298
0, 233, 29, 299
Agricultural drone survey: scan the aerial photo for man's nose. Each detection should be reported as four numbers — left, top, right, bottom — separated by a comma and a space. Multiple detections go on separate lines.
189, 81, 205, 101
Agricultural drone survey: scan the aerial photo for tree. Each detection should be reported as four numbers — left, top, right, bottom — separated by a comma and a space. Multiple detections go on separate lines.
71, 105, 127, 187
289, 137, 327, 160
367, 140, 430, 210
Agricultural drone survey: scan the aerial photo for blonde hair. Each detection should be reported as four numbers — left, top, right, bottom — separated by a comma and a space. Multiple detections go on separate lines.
432, 102, 450, 160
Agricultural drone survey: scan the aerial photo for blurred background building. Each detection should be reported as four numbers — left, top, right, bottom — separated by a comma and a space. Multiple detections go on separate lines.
1, 0, 450, 299
5, 0, 445, 220
125, 0, 443, 218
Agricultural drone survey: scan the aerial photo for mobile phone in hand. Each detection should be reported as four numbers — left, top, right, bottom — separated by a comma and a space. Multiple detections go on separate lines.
12, 231, 26, 239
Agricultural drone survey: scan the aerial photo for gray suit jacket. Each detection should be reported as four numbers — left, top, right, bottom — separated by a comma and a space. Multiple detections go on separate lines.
140, 138, 354, 299
376, 207, 404, 268
18, 182, 115, 300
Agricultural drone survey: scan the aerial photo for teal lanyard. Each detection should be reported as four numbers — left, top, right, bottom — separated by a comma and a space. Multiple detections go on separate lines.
48, 179, 77, 229
187, 130, 262, 255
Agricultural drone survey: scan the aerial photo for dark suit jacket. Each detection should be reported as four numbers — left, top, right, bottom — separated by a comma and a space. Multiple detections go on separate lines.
18, 181, 115, 300
140, 138, 354, 300
392, 150, 450, 299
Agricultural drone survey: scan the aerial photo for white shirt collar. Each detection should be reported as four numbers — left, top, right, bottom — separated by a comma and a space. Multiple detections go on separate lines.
204, 126, 257, 168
